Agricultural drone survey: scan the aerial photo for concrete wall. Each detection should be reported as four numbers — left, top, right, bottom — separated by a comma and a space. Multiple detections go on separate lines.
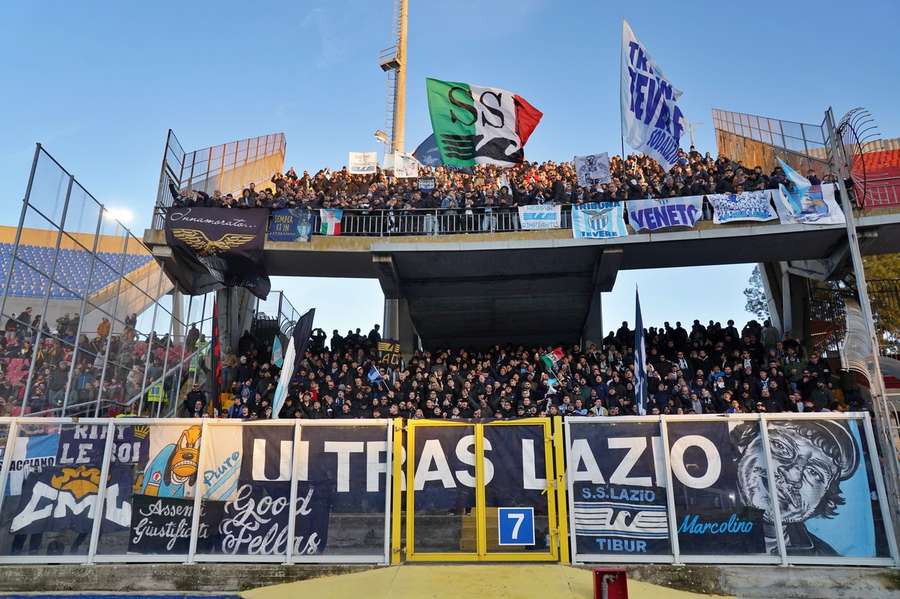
0, 564, 896, 597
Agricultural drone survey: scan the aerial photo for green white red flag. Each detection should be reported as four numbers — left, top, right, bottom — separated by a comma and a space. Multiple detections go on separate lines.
541, 347, 564, 372
425, 78, 543, 169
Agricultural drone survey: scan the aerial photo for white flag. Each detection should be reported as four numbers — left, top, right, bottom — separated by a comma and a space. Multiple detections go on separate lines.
271, 337, 295, 419
574, 153, 611, 187
621, 20, 685, 170
348, 151, 378, 174
392, 152, 421, 178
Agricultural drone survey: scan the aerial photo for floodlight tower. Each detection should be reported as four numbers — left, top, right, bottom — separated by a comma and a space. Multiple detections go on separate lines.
379, 0, 408, 155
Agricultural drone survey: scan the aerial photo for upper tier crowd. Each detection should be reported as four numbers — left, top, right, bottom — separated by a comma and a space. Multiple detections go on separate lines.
170, 148, 832, 212
189, 318, 864, 421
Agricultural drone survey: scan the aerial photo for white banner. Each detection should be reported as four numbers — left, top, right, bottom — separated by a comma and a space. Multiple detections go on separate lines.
574, 153, 611, 187
776, 183, 845, 225
348, 151, 378, 175
572, 202, 628, 239
709, 190, 778, 224
621, 20, 685, 171
518, 204, 561, 230
627, 196, 703, 232
392, 152, 420, 179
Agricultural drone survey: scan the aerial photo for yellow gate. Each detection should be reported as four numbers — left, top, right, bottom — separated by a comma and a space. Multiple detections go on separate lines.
397, 417, 568, 562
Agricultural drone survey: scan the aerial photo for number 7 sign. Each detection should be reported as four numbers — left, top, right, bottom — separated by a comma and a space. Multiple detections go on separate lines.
497, 507, 535, 546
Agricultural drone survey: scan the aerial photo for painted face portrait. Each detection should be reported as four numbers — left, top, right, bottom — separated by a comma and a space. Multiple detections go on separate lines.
734, 421, 858, 526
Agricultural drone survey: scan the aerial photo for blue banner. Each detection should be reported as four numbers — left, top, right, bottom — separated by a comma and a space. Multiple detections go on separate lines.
572, 202, 628, 239
627, 196, 703, 232
267, 208, 313, 242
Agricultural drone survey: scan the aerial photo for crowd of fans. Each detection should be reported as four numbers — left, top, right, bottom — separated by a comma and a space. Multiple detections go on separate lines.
184, 317, 864, 422
0, 302, 868, 421
0, 307, 199, 417
170, 148, 831, 214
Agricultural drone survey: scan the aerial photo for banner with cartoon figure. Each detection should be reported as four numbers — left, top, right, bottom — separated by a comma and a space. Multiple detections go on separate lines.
757, 419, 887, 557
776, 183, 845, 226
137, 424, 203, 499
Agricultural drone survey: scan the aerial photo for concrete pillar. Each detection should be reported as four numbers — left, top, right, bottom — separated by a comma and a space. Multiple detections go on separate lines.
760, 261, 812, 340
397, 298, 417, 359
780, 265, 792, 337
759, 262, 784, 335
787, 272, 810, 342
383, 297, 417, 358
218, 287, 255, 354
383, 298, 399, 341
582, 289, 604, 349
171, 290, 184, 343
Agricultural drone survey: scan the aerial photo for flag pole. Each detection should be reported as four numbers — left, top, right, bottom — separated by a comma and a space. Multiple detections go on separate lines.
619, 19, 626, 161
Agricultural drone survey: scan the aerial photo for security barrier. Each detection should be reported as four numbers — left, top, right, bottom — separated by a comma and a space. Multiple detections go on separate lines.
0, 414, 895, 566
564, 413, 898, 566
0, 418, 394, 564
402, 418, 560, 562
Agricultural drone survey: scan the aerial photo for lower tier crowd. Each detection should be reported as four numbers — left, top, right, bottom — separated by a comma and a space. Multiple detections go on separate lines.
188, 318, 865, 421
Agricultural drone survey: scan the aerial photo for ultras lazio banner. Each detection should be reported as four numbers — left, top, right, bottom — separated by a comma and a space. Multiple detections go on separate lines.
621, 21, 685, 171
567, 417, 891, 559
627, 196, 703, 232
409, 424, 549, 516
425, 78, 543, 168
164, 207, 271, 299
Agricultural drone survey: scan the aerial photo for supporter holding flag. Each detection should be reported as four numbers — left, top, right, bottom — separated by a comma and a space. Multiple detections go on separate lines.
367, 364, 386, 390
540, 347, 564, 372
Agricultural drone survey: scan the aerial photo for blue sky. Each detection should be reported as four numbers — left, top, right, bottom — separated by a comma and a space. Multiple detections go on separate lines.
2, 0, 898, 337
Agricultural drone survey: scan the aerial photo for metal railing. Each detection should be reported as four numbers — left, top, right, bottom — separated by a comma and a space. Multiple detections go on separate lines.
152, 131, 286, 228
339, 207, 572, 236
858, 175, 900, 208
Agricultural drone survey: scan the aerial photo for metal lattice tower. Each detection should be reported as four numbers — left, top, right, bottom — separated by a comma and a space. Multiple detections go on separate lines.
379, 0, 408, 154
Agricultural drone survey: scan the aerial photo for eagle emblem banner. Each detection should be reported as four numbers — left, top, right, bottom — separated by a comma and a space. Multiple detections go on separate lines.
164, 207, 271, 299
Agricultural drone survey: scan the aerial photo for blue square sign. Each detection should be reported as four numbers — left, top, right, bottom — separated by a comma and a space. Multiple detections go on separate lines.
497, 506, 535, 546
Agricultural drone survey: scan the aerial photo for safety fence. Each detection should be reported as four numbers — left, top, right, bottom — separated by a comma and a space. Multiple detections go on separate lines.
0, 414, 895, 567
195, 185, 867, 242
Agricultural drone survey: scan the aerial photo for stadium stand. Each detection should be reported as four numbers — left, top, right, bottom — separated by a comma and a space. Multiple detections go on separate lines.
1, 244, 151, 298
168, 149, 813, 213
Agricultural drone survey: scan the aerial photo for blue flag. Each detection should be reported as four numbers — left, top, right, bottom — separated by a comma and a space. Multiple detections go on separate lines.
634, 288, 647, 416
272, 336, 284, 368
367, 365, 384, 385
777, 157, 812, 215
